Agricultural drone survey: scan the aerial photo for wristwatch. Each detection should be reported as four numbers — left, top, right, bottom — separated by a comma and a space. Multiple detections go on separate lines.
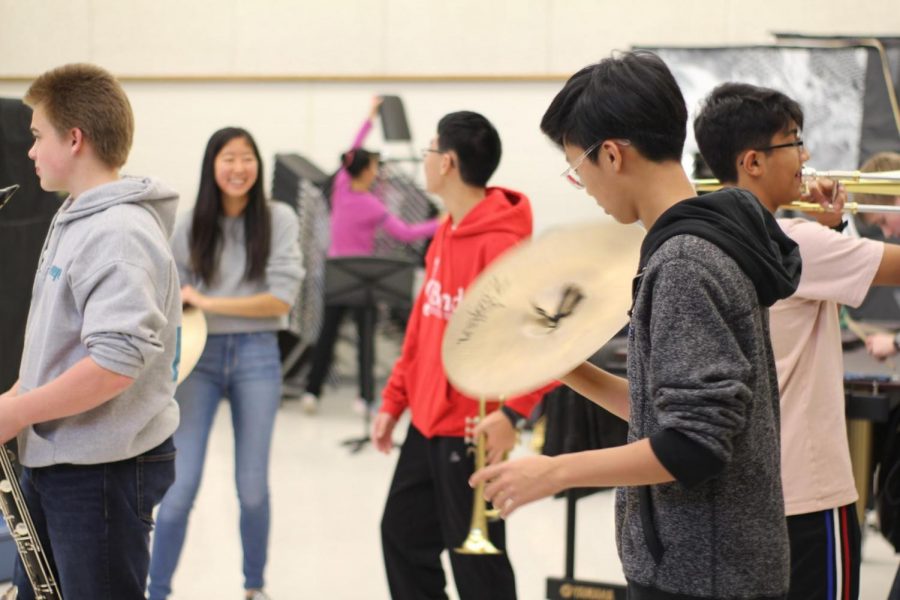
500, 405, 527, 430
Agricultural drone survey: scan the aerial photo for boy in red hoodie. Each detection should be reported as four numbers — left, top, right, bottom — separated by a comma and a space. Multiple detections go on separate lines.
372, 111, 543, 599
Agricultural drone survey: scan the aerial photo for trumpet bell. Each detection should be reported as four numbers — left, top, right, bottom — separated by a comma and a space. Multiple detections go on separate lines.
455, 527, 502, 555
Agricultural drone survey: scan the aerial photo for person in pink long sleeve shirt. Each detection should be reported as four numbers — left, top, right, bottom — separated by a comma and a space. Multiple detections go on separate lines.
302, 98, 440, 414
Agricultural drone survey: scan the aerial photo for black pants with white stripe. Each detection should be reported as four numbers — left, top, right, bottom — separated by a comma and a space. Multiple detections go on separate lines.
787, 504, 860, 600
380, 424, 517, 600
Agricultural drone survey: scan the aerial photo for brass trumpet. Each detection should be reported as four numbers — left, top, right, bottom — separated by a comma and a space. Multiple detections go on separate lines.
692, 167, 900, 213
455, 396, 502, 555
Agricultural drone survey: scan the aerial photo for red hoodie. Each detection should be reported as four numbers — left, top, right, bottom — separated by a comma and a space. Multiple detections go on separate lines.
380, 187, 550, 438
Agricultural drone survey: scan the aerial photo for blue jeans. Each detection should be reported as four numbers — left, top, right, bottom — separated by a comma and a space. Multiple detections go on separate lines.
148, 332, 282, 600
12, 437, 176, 600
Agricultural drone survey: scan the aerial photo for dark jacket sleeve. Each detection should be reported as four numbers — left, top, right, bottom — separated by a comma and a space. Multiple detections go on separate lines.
645, 256, 754, 488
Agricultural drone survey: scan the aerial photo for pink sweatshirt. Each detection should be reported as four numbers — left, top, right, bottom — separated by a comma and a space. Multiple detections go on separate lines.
328, 119, 439, 257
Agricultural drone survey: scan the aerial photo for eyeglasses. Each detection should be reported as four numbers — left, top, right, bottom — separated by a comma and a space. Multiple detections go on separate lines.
561, 141, 601, 189
740, 138, 805, 167
560, 139, 630, 189
420, 147, 443, 159
756, 139, 804, 153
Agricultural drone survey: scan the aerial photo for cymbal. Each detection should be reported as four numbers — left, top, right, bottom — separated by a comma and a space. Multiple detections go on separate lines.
442, 221, 643, 399
177, 307, 208, 385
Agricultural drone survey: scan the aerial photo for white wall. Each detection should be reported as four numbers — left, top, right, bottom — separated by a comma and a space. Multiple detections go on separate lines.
2, 0, 899, 231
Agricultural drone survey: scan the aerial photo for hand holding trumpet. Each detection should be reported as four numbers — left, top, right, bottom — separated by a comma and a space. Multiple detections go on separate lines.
468, 454, 561, 519
471, 410, 518, 465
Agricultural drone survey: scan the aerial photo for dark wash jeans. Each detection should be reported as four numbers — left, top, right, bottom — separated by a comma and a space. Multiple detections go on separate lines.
12, 437, 176, 600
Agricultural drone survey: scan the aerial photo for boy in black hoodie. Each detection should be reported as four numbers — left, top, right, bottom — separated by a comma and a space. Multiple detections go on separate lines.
471, 51, 801, 599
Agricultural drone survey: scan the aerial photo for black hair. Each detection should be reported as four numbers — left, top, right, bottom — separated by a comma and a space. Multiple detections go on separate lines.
694, 82, 805, 183
190, 127, 270, 286
436, 111, 501, 187
540, 51, 687, 163
341, 148, 380, 179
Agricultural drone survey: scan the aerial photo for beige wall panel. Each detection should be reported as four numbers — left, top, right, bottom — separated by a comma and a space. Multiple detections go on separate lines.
232, 0, 387, 74
0, 0, 93, 76
89, 0, 237, 74
383, 0, 552, 74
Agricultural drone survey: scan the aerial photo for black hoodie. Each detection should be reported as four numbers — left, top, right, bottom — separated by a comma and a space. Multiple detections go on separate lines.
638, 187, 801, 307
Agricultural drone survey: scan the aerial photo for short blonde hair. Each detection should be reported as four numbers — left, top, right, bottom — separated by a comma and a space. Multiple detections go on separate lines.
25, 63, 134, 169
856, 151, 900, 206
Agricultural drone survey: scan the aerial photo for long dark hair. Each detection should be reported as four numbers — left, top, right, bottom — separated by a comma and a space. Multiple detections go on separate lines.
190, 127, 271, 285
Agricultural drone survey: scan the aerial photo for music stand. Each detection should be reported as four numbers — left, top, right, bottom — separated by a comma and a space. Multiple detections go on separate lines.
324, 256, 417, 453
378, 95, 412, 142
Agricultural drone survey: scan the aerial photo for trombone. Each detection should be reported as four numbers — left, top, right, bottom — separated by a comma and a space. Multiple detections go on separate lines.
693, 167, 900, 214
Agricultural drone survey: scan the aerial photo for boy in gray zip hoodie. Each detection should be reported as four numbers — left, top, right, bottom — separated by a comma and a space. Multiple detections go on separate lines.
471, 52, 801, 599
0, 63, 180, 599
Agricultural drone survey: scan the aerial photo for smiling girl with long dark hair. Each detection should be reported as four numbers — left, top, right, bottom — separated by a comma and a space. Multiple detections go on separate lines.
148, 127, 303, 600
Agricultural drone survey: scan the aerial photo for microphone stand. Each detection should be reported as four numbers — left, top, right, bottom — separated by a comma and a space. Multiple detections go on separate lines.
0, 185, 20, 211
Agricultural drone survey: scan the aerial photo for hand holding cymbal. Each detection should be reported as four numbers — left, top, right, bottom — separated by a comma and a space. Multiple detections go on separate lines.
177, 306, 208, 385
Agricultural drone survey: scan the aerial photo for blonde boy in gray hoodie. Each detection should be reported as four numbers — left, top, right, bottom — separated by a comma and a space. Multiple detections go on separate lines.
0, 63, 180, 600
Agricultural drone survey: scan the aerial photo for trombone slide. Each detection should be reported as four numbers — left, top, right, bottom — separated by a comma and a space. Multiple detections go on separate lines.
692, 178, 900, 197
784, 201, 900, 215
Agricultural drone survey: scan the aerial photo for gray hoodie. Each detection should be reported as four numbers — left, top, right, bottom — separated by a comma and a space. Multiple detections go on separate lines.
17, 176, 181, 467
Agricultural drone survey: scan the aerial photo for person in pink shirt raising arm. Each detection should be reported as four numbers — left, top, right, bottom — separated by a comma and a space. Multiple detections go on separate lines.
301, 97, 440, 414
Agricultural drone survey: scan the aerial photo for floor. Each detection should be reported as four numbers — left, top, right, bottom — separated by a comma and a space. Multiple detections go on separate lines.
157, 386, 898, 599
160, 391, 623, 599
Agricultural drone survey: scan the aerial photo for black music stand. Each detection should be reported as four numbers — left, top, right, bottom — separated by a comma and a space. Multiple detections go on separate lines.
324, 257, 417, 453
378, 95, 412, 142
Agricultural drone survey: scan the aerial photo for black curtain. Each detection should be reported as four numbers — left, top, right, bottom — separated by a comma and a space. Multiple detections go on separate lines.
0, 98, 60, 390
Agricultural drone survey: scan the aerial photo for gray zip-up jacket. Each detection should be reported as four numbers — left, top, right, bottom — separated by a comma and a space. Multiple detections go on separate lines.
16, 177, 181, 467
619, 190, 801, 599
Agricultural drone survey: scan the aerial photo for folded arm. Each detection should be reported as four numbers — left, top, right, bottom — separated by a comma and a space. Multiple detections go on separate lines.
183, 287, 291, 318
0, 357, 133, 443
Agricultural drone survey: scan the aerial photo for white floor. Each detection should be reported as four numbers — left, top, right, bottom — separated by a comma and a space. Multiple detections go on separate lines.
159, 386, 900, 600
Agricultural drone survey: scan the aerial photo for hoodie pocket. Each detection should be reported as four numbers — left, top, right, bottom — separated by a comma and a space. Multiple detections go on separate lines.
638, 485, 665, 564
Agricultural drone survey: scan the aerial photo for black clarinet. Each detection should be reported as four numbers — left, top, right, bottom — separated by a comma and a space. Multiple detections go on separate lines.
0, 444, 62, 599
